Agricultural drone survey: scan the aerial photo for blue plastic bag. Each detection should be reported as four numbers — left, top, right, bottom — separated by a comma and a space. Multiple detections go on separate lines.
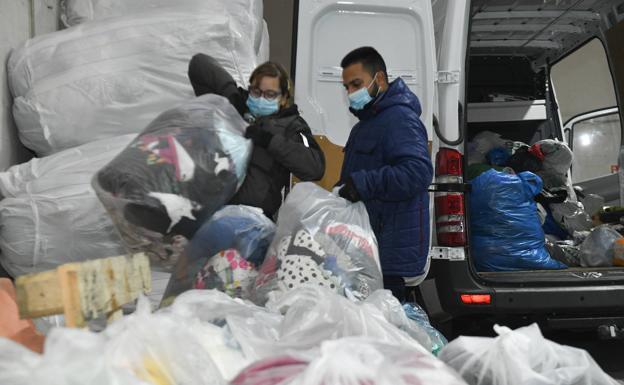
470, 170, 567, 271
486, 147, 510, 166
403, 303, 448, 356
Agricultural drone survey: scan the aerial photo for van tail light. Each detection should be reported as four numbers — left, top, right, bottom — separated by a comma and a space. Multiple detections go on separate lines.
460, 294, 491, 305
435, 148, 467, 247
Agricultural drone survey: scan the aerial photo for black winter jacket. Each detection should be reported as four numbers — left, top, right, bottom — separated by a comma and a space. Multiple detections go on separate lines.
188, 53, 325, 218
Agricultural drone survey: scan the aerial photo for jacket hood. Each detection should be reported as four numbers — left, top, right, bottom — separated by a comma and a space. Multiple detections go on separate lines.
352, 78, 422, 121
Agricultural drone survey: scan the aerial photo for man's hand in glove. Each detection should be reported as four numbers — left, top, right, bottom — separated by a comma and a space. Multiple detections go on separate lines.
245, 123, 273, 148
338, 178, 361, 203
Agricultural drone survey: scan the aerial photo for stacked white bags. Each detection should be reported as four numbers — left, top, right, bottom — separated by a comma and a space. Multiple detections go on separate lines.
0, 135, 134, 276
8, 0, 268, 155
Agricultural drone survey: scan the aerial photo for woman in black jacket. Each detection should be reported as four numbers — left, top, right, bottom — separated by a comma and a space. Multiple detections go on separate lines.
188, 53, 325, 219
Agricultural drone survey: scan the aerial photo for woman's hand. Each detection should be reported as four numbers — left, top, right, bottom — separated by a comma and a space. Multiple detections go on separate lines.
245, 123, 274, 148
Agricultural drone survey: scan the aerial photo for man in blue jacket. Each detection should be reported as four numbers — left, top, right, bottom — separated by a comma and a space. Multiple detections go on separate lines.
338, 47, 433, 302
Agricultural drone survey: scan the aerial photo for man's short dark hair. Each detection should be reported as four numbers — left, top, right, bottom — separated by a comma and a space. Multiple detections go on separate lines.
340, 46, 388, 81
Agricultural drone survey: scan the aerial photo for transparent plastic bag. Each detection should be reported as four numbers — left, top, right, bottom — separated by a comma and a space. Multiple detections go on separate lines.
533, 140, 573, 189
549, 201, 593, 235
254, 182, 382, 304
227, 286, 430, 361
580, 225, 623, 267
467, 131, 508, 165
161, 205, 275, 306
9, 4, 262, 155
0, 135, 132, 276
402, 302, 448, 356
232, 338, 467, 385
93, 95, 252, 270
439, 323, 618, 385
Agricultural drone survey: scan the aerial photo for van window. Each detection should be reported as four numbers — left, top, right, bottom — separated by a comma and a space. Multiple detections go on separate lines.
570, 110, 621, 183
551, 38, 623, 187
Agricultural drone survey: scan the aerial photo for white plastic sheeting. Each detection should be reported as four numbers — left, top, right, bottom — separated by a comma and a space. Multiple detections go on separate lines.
0, 135, 133, 276
8, 2, 267, 155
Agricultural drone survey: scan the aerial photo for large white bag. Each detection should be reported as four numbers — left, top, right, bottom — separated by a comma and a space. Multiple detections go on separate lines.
60, 0, 268, 60
439, 323, 618, 385
0, 135, 132, 276
8, 4, 263, 156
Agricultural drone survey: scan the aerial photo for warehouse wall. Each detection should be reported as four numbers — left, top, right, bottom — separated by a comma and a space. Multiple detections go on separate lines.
0, 0, 60, 171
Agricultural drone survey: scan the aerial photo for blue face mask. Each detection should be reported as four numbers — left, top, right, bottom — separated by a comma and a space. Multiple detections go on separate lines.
348, 74, 378, 111
246, 95, 279, 117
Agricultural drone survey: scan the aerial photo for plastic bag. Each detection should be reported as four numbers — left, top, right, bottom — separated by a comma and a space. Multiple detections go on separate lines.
549, 201, 593, 235
161, 205, 275, 306
0, 135, 132, 276
402, 303, 448, 356
580, 225, 623, 267
253, 182, 382, 304
581, 193, 605, 217
8, 5, 261, 155
439, 323, 618, 385
532, 140, 573, 189
93, 95, 251, 270
225, 286, 431, 361
1, 295, 250, 384
470, 170, 567, 271
545, 240, 582, 267
232, 338, 468, 385
467, 131, 508, 165
486, 147, 510, 166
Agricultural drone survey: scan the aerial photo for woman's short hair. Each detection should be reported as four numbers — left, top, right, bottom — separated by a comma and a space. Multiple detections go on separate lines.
249, 61, 292, 101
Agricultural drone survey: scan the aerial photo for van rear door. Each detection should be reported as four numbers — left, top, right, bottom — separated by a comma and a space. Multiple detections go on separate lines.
292, 0, 437, 187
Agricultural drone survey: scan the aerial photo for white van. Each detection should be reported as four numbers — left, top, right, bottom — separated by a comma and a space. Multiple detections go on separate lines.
289, 0, 624, 336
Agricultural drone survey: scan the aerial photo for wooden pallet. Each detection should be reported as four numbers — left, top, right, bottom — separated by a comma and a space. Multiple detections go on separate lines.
14, 253, 151, 328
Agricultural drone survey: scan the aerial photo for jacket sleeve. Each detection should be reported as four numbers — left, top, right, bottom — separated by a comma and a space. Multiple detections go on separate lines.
187, 53, 247, 115
266, 117, 326, 181
350, 110, 433, 202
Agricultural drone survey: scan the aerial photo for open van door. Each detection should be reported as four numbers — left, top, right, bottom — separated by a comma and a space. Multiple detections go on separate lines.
550, 38, 623, 205
293, 0, 437, 189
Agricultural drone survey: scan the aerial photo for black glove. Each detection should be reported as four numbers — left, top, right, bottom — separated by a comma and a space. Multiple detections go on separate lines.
245, 123, 273, 148
339, 178, 361, 202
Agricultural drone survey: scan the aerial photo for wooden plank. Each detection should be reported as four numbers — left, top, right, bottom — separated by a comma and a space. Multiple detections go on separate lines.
15, 269, 63, 319
15, 253, 151, 327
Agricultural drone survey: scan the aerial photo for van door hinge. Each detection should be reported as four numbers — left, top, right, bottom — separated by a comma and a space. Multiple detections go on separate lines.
436, 70, 460, 84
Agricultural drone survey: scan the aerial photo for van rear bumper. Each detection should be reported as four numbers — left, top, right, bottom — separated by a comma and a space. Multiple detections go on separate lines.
429, 258, 624, 318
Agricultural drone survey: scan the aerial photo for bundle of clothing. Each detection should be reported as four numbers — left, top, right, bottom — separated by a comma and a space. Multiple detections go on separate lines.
252, 183, 383, 304
161, 205, 276, 306
93, 95, 252, 270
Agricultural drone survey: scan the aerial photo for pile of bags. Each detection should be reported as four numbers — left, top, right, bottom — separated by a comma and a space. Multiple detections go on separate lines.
467, 131, 623, 271
1, 0, 268, 276
1, 287, 617, 385
0, 287, 458, 384
8, 0, 267, 156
